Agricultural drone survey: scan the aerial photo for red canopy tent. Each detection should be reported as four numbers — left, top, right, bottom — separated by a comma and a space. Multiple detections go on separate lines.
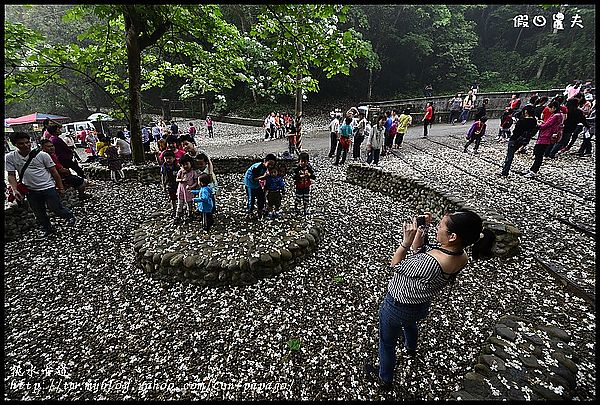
5, 113, 70, 125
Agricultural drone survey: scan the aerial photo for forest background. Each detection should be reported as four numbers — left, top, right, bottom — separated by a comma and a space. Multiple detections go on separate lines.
4, 4, 595, 121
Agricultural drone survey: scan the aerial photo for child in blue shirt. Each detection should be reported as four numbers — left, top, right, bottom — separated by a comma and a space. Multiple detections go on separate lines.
192, 173, 214, 231
264, 165, 286, 219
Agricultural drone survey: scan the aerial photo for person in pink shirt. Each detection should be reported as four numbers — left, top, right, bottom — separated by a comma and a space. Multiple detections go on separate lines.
422, 102, 433, 138
524, 101, 563, 178
158, 135, 185, 164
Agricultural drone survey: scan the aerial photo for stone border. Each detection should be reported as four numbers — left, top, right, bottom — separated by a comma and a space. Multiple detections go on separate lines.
83, 156, 298, 184
4, 189, 81, 241
345, 163, 521, 257
450, 315, 578, 400
133, 217, 325, 286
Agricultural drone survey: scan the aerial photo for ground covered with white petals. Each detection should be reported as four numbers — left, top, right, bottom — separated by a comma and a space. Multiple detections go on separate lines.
4, 120, 595, 400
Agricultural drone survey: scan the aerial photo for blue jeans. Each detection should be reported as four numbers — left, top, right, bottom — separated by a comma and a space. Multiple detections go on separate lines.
27, 187, 75, 232
245, 185, 265, 214
501, 141, 518, 176
378, 293, 430, 382
366, 148, 380, 164
459, 109, 470, 122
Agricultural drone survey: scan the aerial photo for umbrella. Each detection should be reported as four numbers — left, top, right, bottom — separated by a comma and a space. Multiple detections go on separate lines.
88, 113, 116, 134
87, 113, 115, 121
5, 113, 70, 125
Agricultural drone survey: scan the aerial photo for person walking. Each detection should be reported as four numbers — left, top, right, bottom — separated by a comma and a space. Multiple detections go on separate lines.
422, 102, 433, 138
459, 91, 476, 124
353, 112, 368, 161
463, 116, 488, 154
547, 98, 590, 157
448, 94, 463, 125
364, 211, 495, 390
497, 105, 538, 177
5, 132, 77, 237
523, 101, 564, 178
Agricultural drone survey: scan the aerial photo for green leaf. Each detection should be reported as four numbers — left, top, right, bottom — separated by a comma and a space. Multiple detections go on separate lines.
287, 338, 301, 351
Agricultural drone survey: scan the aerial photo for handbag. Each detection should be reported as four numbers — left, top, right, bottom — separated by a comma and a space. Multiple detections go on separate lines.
7, 149, 39, 202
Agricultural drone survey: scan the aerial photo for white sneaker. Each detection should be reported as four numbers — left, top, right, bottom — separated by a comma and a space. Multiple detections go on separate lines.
523, 171, 537, 178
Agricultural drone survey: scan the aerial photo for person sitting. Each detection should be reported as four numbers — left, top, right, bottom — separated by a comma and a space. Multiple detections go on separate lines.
39, 139, 92, 200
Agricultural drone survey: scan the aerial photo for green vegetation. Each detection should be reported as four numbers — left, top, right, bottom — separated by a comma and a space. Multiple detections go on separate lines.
4, 4, 595, 158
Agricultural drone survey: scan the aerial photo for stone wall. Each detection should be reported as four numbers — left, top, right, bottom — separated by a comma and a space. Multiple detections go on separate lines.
450, 315, 579, 400
4, 189, 82, 241
133, 215, 326, 286
345, 163, 521, 257
83, 156, 299, 184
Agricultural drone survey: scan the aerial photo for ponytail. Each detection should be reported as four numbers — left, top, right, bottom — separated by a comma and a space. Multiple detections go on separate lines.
471, 228, 496, 260
446, 210, 496, 260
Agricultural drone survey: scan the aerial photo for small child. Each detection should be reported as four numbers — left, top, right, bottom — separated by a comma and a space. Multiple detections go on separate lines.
496, 108, 514, 141
264, 165, 286, 219
292, 152, 316, 216
160, 150, 180, 218
106, 143, 124, 183
174, 155, 199, 223
192, 173, 214, 231
464, 116, 488, 154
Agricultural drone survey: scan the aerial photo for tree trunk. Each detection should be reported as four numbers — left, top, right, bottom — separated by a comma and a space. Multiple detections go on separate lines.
295, 70, 302, 153
536, 56, 547, 79
367, 68, 373, 101
125, 14, 144, 164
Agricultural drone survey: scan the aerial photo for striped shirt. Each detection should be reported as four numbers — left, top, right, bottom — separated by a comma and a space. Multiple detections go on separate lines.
387, 246, 455, 304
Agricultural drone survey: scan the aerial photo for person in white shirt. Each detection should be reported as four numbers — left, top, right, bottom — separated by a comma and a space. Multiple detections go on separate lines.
328, 113, 340, 158
113, 131, 131, 160
5, 132, 76, 237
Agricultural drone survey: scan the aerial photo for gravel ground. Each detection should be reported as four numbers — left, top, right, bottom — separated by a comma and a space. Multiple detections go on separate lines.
4, 117, 595, 400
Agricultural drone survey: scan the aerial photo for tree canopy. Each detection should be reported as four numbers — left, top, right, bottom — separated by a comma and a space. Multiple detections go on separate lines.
5, 4, 595, 123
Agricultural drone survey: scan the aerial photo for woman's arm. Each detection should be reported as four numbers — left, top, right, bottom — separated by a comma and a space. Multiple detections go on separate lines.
390, 218, 418, 266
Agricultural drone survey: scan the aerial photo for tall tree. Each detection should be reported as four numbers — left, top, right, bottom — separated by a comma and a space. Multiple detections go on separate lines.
250, 4, 372, 150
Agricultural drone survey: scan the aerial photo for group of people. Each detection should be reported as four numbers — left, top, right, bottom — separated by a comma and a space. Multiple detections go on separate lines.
243, 151, 316, 220
144, 116, 214, 153
156, 139, 317, 230
328, 108, 415, 167
263, 112, 301, 157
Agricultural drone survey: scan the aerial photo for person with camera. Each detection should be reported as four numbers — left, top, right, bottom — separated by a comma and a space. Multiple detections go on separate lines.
364, 210, 495, 390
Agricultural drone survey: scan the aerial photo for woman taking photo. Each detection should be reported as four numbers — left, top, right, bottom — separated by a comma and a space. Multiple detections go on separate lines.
365, 210, 495, 390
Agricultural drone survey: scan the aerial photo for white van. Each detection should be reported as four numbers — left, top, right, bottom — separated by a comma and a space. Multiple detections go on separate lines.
61, 120, 96, 135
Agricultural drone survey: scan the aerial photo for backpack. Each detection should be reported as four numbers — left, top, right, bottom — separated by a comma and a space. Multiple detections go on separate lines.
466, 121, 480, 139
501, 113, 513, 129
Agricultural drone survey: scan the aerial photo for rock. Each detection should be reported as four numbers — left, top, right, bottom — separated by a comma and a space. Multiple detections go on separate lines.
530, 383, 563, 400
227, 259, 240, 272
519, 353, 541, 369
249, 257, 260, 271
523, 333, 544, 346
479, 354, 506, 371
218, 270, 228, 282
204, 272, 217, 282
161, 252, 177, 266
296, 238, 309, 248
153, 253, 162, 264
170, 253, 184, 267
474, 363, 490, 377
207, 259, 221, 271
184, 255, 198, 269
495, 324, 516, 341
280, 248, 293, 261
268, 251, 281, 263
536, 325, 570, 343
550, 352, 578, 374
239, 258, 249, 272
497, 316, 519, 329
449, 390, 479, 400
462, 372, 491, 397
549, 365, 576, 389
259, 253, 273, 266
240, 272, 255, 283
489, 336, 513, 349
